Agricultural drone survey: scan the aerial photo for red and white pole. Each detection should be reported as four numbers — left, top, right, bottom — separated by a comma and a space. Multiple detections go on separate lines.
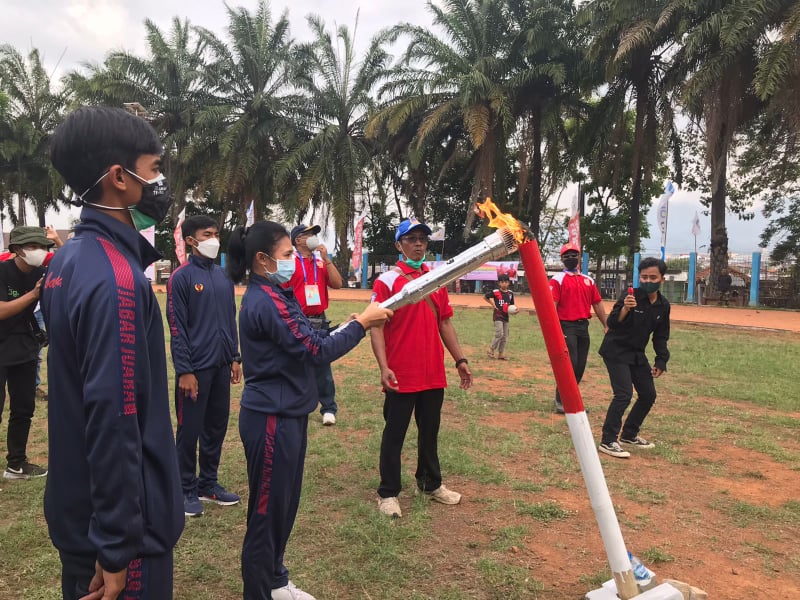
518, 239, 639, 599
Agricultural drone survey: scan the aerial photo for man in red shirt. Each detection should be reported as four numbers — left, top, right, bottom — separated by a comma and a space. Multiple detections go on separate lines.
369, 217, 473, 518
285, 223, 343, 425
549, 244, 608, 414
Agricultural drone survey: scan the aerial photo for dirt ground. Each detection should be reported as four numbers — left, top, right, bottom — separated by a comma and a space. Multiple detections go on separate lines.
330, 287, 800, 598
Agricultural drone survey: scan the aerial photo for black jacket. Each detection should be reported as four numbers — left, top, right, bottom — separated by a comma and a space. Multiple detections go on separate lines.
599, 289, 670, 372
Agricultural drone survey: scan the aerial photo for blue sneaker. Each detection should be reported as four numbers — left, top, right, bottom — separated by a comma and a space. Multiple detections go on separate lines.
184, 494, 203, 517
199, 483, 240, 506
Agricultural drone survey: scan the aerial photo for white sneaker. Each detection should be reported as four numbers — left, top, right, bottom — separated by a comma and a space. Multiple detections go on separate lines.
270, 581, 317, 600
322, 413, 336, 426
378, 496, 402, 518
422, 485, 462, 505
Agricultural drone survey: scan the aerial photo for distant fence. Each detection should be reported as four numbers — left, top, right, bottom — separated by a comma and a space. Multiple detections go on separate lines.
355, 250, 799, 309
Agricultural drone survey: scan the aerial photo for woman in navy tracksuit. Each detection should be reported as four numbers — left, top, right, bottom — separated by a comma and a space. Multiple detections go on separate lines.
226, 221, 391, 600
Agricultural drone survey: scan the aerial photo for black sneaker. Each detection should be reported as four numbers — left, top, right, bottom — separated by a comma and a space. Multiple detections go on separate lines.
620, 436, 655, 449
598, 442, 630, 458
4, 462, 48, 479
553, 400, 565, 415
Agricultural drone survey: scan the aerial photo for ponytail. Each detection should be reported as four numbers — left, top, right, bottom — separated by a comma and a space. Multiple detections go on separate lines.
226, 225, 249, 283
225, 221, 290, 284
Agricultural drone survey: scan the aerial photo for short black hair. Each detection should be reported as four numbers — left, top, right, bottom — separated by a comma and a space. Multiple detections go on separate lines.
50, 106, 163, 204
182, 215, 219, 240
226, 221, 289, 283
497, 273, 510, 282
639, 257, 667, 275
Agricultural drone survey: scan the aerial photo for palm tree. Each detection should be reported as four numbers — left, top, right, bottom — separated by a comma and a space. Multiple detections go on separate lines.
677, 0, 779, 290
578, 0, 684, 263
67, 17, 211, 217
0, 45, 67, 226
509, 0, 588, 238
278, 14, 392, 266
193, 0, 299, 223
371, 0, 518, 240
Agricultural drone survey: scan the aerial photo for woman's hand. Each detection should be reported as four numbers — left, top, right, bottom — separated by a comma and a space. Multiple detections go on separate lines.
356, 303, 393, 330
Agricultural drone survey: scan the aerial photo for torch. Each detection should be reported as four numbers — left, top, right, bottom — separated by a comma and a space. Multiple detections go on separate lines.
378, 228, 518, 311
475, 199, 641, 599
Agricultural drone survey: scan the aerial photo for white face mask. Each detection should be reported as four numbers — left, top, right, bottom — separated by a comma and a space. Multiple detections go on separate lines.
304, 235, 320, 251
194, 237, 220, 260
20, 248, 48, 267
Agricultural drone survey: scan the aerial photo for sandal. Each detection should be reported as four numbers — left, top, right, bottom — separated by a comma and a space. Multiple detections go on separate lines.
497, 356, 508, 361
486, 352, 495, 359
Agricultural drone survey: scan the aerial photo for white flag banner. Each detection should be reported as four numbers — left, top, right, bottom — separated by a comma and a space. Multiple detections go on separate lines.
656, 180, 675, 254
245, 200, 255, 227
173, 208, 187, 264
429, 226, 445, 242
691, 211, 701, 237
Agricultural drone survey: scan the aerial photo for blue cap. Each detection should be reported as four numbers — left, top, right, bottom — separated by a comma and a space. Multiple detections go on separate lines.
395, 218, 432, 242
290, 223, 321, 244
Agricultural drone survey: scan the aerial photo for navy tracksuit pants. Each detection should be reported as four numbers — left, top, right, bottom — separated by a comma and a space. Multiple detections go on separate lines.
239, 407, 308, 599
175, 364, 231, 495
60, 551, 173, 600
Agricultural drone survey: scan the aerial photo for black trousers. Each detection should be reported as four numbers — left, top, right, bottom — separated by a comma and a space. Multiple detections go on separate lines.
601, 358, 657, 445
378, 388, 444, 498
555, 320, 590, 405
240, 408, 307, 599
174, 364, 231, 495
60, 551, 174, 600
0, 360, 37, 468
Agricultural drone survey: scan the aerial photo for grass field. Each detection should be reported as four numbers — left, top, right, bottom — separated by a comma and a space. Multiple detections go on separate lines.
1, 297, 799, 599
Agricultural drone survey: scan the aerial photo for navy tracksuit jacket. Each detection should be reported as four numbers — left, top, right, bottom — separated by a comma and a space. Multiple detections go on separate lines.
238, 273, 365, 598
41, 208, 184, 596
167, 253, 239, 494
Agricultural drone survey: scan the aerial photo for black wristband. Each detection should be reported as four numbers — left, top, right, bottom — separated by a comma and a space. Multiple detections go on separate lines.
233, 354, 242, 364
455, 358, 468, 368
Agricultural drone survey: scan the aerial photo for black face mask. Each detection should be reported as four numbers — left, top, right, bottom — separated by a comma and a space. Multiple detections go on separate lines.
563, 257, 579, 271
125, 169, 173, 230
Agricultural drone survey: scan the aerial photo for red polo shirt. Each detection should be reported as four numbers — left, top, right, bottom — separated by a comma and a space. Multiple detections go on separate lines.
549, 271, 602, 321
285, 253, 330, 316
371, 261, 454, 393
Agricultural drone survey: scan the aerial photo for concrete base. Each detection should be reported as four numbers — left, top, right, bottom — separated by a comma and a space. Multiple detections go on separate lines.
586, 581, 683, 600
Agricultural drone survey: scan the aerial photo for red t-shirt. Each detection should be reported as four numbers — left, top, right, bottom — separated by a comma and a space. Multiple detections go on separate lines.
549, 271, 602, 321
285, 253, 330, 316
371, 261, 454, 393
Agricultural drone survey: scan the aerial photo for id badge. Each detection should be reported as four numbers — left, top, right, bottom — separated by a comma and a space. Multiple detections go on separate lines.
305, 284, 322, 306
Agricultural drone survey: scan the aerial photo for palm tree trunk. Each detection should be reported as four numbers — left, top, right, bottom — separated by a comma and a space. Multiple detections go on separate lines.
707, 141, 729, 296
628, 83, 647, 266
17, 157, 26, 226
526, 106, 543, 238
463, 127, 497, 240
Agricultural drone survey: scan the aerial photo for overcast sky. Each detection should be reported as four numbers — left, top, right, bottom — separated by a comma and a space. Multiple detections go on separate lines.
2, 0, 769, 254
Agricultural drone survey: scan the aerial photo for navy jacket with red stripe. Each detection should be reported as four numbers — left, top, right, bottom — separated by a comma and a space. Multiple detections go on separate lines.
239, 273, 365, 416
167, 253, 238, 376
41, 208, 184, 572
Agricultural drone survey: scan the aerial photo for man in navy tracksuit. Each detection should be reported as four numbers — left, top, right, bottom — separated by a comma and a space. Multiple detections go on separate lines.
43, 106, 184, 600
167, 215, 242, 517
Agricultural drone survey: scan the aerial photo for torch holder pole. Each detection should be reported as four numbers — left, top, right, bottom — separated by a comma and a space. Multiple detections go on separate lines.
518, 239, 639, 600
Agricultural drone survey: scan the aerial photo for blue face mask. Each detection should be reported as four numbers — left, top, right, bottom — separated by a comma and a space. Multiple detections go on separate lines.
266, 255, 296, 284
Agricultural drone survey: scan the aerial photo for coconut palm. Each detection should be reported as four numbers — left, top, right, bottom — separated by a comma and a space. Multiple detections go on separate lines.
0, 45, 67, 226
67, 17, 211, 216
193, 0, 300, 223
578, 0, 684, 263
371, 0, 518, 240
277, 15, 392, 264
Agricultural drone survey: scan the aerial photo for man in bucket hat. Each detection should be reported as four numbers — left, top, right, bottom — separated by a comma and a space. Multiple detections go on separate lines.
0, 225, 54, 479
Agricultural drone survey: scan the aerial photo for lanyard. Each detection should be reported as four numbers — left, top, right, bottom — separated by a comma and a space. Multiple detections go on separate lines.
297, 252, 317, 284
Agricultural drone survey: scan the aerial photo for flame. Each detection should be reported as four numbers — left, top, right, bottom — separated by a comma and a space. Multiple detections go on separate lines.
475, 198, 527, 244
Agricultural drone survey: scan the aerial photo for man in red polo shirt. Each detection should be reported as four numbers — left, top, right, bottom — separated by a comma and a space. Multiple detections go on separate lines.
369, 217, 473, 519
285, 223, 344, 425
549, 243, 608, 414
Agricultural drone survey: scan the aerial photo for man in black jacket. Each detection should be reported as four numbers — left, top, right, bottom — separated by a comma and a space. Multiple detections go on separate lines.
0, 225, 53, 479
598, 257, 671, 459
